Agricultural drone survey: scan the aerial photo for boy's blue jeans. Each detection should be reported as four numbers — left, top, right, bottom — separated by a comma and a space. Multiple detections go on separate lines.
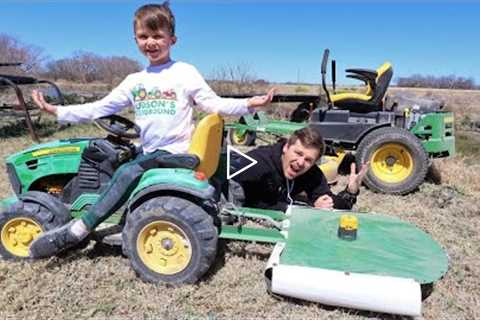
80, 149, 170, 230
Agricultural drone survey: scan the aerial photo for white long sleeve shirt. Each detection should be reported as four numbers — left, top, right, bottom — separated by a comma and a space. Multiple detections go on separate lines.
57, 60, 251, 154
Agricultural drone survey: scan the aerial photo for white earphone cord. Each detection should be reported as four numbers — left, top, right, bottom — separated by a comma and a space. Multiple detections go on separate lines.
286, 178, 295, 207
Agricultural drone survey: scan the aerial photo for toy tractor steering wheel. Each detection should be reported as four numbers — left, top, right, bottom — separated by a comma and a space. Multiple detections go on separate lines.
95, 115, 141, 139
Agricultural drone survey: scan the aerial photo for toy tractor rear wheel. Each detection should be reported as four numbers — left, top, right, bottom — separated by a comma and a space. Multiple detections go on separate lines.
122, 196, 218, 284
356, 127, 429, 194
0, 191, 71, 259
227, 128, 256, 146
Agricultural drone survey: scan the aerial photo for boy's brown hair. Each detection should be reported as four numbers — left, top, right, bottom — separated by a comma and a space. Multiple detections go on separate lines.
287, 127, 325, 158
134, 1, 175, 36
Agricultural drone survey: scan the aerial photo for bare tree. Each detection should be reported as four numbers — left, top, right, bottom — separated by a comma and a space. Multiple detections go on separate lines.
0, 33, 45, 75
207, 63, 268, 95
397, 74, 476, 90
43, 51, 142, 84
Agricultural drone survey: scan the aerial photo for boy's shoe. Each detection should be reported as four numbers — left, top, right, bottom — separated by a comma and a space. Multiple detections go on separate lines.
29, 219, 87, 258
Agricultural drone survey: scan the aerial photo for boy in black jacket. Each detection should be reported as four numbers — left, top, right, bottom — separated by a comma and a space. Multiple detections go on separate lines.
232, 127, 368, 212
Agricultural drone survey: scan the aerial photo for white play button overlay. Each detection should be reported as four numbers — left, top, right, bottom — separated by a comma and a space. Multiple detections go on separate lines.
227, 145, 258, 180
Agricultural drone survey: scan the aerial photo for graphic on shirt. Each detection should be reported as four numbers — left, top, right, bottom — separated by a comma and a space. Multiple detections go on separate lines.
132, 84, 178, 117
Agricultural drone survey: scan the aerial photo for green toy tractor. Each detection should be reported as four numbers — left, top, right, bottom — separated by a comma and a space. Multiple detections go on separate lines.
0, 114, 225, 283
226, 49, 455, 194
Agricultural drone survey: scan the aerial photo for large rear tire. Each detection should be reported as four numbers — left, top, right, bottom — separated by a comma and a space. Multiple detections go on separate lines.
122, 196, 218, 284
0, 191, 71, 259
290, 102, 314, 123
356, 127, 429, 195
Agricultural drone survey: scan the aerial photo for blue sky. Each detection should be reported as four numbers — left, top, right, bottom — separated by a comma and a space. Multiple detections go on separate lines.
1, 1, 479, 85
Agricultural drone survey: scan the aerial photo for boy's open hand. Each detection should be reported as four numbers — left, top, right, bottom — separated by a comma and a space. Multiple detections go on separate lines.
347, 162, 369, 194
32, 89, 58, 115
247, 88, 276, 108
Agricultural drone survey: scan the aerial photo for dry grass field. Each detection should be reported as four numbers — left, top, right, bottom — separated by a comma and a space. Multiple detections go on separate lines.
0, 85, 479, 319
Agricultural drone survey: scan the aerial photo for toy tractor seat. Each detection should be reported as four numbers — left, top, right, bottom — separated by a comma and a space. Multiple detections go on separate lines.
187, 113, 224, 178
331, 62, 393, 113
137, 113, 224, 177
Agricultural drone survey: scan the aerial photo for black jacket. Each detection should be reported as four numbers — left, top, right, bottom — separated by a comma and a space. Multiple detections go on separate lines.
232, 141, 357, 212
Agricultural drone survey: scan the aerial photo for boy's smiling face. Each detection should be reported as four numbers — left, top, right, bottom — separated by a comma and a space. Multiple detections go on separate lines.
135, 25, 176, 66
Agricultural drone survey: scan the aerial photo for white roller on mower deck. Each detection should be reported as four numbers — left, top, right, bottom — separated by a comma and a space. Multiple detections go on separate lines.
266, 243, 421, 316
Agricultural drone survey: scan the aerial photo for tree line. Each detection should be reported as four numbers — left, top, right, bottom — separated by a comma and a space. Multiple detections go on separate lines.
396, 74, 476, 90
0, 33, 141, 85
1, 33, 477, 89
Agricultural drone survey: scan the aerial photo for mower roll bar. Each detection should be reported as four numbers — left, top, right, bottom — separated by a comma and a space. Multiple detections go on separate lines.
321, 49, 333, 108
331, 59, 336, 94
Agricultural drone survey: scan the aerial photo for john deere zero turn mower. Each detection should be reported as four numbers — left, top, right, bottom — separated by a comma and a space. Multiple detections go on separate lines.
226, 49, 455, 194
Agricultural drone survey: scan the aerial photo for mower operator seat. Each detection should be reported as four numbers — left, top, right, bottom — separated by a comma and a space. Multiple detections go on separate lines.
188, 113, 224, 178
331, 62, 393, 113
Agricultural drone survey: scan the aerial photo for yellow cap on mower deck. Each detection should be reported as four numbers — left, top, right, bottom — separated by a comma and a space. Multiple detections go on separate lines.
339, 215, 358, 230
338, 214, 358, 240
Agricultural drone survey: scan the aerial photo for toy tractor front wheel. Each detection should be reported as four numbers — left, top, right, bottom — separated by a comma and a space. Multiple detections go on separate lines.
122, 196, 218, 284
0, 191, 71, 259
356, 127, 429, 194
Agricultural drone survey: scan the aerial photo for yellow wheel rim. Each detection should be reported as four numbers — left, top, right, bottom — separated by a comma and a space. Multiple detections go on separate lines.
371, 143, 414, 184
137, 221, 192, 275
232, 130, 247, 145
1, 217, 43, 257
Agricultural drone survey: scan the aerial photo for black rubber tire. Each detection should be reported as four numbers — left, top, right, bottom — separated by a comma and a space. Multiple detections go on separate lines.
226, 128, 256, 146
122, 196, 218, 284
290, 102, 313, 123
356, 127, 429, 195
0, 191, 71, 260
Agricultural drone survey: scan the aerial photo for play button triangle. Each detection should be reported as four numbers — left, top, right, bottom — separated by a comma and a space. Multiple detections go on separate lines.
227, 145, 258, 180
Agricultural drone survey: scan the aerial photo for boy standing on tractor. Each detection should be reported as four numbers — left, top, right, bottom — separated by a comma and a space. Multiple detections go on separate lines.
29, 2, 275, 258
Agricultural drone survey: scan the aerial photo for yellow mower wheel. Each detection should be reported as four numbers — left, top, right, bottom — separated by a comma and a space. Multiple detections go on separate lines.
356, 127, 428, 194
370, 143, 414, 184
136, 220, 192, 275
227, 128, 256, 146
232, 131, 247, 144
1, 217, 42, 257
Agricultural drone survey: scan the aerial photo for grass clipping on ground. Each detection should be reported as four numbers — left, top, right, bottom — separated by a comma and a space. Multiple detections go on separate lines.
0, 88, 479, 319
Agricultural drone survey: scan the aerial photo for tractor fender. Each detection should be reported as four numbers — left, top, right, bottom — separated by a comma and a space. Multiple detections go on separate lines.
353, 123, 392, 147
0, 196, 18, 211
18, 191, 71, 222
127, 183, 216, 213
127, 168, 216, 212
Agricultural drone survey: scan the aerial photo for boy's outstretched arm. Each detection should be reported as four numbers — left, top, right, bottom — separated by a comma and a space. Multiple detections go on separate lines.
247, 87, 276, 108
31, 89, 58, 115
